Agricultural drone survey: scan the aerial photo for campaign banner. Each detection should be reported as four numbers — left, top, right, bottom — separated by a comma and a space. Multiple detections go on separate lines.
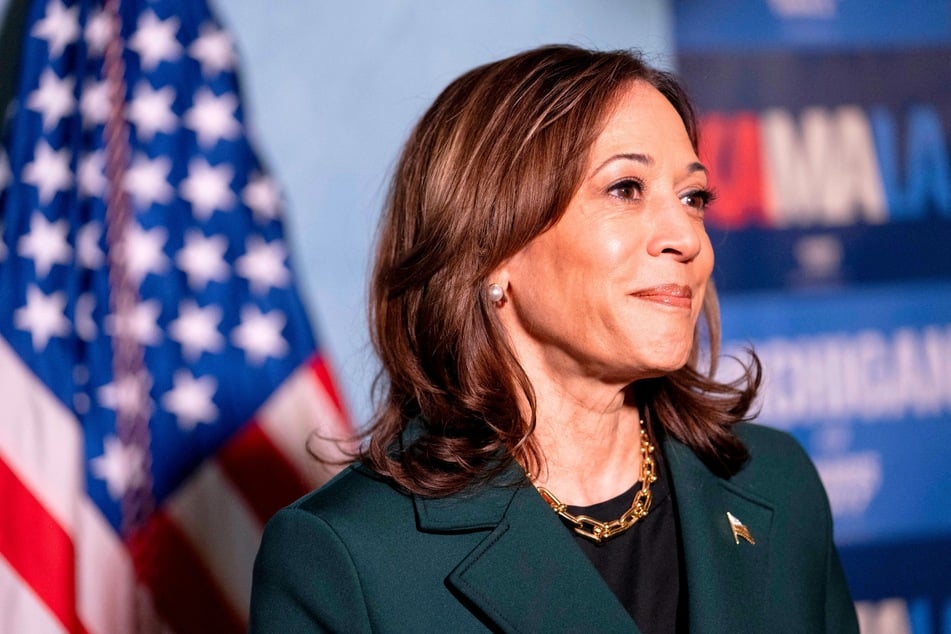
675, 1, 951, 631
684, 47, 951, 292
721, 284, 951, 541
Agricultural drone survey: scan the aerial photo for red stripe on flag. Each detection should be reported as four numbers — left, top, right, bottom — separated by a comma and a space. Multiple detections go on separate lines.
0, 457, 86, 634
217, 421, 310, 523
129, 511, 243, 634
308, 353, 348, 420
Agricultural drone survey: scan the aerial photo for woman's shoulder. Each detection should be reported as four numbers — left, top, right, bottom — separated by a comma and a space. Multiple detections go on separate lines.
729, 422, 827, 501
732, 421, 806, 460
281, 463, 413, 528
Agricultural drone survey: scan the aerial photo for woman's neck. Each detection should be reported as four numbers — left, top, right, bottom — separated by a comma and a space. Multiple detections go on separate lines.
526, 375, 645, 507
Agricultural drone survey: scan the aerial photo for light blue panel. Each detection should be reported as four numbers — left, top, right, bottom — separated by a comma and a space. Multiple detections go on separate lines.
214, 1, 675, 425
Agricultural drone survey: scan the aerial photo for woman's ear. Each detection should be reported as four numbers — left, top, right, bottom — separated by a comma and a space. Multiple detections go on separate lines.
489, 252, 519, 289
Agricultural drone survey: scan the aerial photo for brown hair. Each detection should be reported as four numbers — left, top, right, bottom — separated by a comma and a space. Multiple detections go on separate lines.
365, 44, 760, 496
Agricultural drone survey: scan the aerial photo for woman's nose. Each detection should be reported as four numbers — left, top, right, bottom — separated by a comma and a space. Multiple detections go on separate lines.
645, 196, 704, 262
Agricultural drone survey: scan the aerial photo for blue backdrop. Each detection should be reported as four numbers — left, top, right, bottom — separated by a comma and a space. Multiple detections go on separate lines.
675, 1, 951, 631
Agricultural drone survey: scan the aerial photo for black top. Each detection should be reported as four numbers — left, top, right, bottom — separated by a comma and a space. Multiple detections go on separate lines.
564, 442, 687, 633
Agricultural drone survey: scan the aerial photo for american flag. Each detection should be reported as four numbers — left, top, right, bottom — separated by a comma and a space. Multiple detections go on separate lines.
0, 0, 353, 631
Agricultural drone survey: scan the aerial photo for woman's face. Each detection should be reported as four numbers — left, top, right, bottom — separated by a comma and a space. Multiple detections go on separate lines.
495, 80, 714, 386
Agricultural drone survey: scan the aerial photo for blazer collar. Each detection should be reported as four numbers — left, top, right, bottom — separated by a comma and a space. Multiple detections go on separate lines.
662, 434, 775, 632
412, 461, 523, 532
414, 463, 638, 633
410, 425, 776, 633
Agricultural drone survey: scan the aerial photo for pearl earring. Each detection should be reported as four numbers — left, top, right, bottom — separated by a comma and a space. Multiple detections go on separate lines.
487, 283, 505, 304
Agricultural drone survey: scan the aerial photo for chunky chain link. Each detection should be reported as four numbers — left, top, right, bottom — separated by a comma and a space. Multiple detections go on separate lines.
535, 420, 657, 544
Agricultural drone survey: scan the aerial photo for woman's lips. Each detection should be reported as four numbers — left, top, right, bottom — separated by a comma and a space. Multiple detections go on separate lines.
630, 284, 693, 308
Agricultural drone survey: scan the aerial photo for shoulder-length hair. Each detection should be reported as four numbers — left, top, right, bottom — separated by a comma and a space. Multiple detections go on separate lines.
365, 44, 760, 496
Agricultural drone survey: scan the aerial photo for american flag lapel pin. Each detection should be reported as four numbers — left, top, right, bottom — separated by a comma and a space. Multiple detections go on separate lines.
726, 512, 756, 545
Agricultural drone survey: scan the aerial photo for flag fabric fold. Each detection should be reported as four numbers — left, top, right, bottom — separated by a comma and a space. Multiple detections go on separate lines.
0, 0, 353, 631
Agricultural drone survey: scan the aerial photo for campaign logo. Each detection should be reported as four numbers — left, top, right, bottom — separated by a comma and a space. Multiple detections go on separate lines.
700, 105, 951, 230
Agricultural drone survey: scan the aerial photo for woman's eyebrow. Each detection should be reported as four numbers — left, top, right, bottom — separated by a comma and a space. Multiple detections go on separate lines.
589, 152, 652, 178
589, 154, 709, 178
687, 161, 708, 176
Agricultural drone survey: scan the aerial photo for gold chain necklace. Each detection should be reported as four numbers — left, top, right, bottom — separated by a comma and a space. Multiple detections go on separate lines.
533, 419, 657, 544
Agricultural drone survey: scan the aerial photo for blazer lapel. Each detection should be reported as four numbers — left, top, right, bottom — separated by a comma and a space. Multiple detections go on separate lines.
664, 436, 774, 633
410, 423, 776, 633
416, 473, 638, 633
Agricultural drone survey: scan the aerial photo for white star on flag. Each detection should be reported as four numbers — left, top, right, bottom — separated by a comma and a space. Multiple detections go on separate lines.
80, 78, 109, 128
83, 8, 112, 57
176, 230, 229, 290
236, 236, 290, 295
231, 305, 288, 365
183, 88, 240, 148
161, 370, 219, 430
128, 10, 183, 71
90, 436, 147, 501
96, 371, 153, 418
128, 82, 178, 141
188, 23, 235, 76
242, 173, 282, 222
76, 222, 105, 269
123, 223, 169, 285
22, 140, 73, 204
179, 157, 236, 218
124, 153, 175, 208
106, 299, 163, 347
13, 284, 71, 351
27, 67, 76, 131
17, 212, 73, 277
30, 0, 80, 59
168, 299, 225, 361
77, 150, 107, 198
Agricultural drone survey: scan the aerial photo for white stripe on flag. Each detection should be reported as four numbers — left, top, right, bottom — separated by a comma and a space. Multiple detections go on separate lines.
0, 337, 82, 531
0, 555, 65, 634
257, 364, 354, 488
75, 499, 139, 634
0, 338, 160, 634
166, 461, 262, 623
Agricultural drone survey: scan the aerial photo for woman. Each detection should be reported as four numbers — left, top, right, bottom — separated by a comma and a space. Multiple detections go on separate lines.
250, 45, 858, 633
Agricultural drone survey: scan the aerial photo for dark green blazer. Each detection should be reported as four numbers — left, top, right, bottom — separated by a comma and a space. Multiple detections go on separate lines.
250, 423, 858, 633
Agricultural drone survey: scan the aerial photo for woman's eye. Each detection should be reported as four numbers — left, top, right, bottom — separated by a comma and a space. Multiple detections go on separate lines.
608, 178, 642, 200
681, 188, 715, 212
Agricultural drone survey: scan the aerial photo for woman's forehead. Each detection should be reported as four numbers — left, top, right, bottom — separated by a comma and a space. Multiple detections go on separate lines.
587, 82, 698, 172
